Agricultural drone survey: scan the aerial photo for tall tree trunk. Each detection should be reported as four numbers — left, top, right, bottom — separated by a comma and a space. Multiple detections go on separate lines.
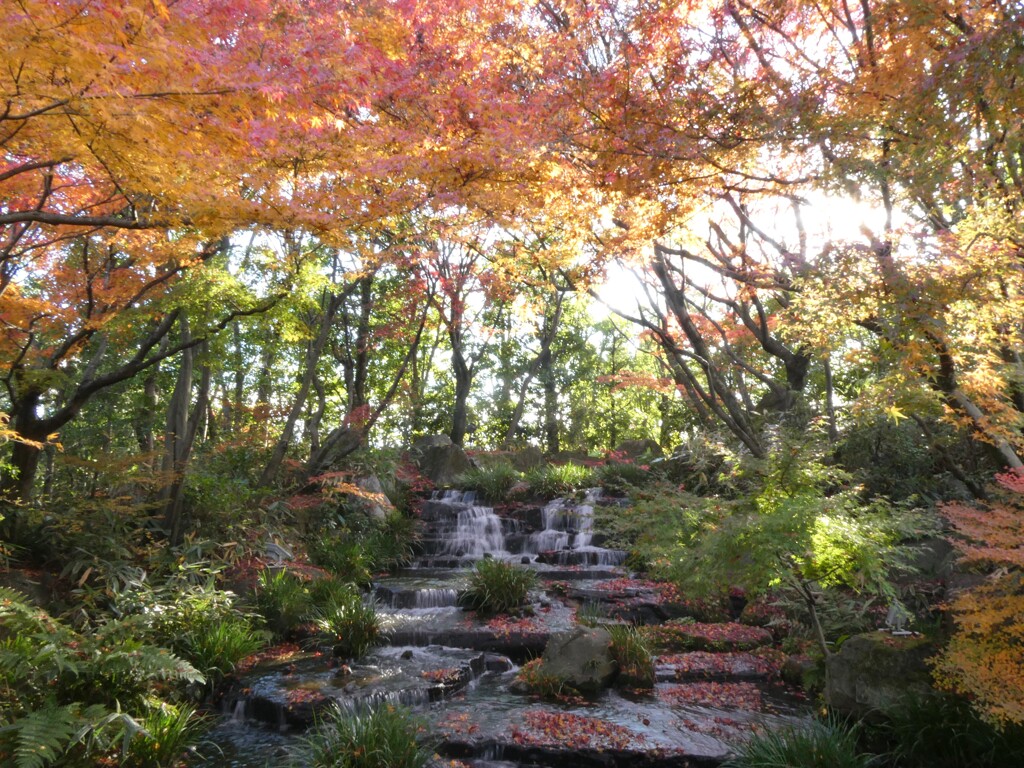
541, 348, 559, 454
160, 318, 211, 547
450, 348, 472, 446
503, 294, 565, 448
260, 293, 341, 486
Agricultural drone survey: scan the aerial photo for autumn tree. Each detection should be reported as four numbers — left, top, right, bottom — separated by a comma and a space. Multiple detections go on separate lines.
936, 468, 1024, 726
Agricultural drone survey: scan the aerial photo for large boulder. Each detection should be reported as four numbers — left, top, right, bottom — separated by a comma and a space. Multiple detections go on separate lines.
537, 626, 616, 694
825, 631, 936, 718
508, 445, 545, 471
410, 435, 473, 487
354, 475, 396, 520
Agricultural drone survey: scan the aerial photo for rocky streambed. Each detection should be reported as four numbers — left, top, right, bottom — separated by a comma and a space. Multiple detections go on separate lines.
196, 491, 812, 767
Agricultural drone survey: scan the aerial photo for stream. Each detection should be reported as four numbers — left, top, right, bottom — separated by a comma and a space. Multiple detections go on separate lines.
195, 490, 811, 767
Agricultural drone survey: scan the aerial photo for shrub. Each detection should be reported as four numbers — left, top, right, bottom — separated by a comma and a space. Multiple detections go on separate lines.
312, 585, 383, 660
596, 461, 660, 495
255, 569, 314, 638
113, 574, 266, 683
514, 658, 579, 701
0, 587, 205, 768
308, 535, 374, 586
524, 462, 595, 498
457, 463, 523, 502
877, 694, 1024, 768
608, 624, 654, 689
177, 616, 265, 682
722, 717, 872, 768
459, 558, 536, 616
121, 703, 210, 768
365, 513, 418, 571
291, 704, 429, 768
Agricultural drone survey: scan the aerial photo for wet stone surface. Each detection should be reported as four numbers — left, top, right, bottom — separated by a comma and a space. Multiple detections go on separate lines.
205, 492, 813, 767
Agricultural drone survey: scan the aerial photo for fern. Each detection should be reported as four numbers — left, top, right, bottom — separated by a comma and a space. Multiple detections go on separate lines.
9, 702, 86, 768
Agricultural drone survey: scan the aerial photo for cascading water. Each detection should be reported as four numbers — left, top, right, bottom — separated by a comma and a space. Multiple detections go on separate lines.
203, 486, 810, 768
523, 491, 627, 567
416, 487, 625, 567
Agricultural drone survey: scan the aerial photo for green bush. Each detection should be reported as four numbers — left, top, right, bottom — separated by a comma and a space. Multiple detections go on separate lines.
459, 558, 536, 616
877, 694, 1024, 768
457, 463, 523, 502
114, 574, 265, 683
514, 658, 579, 701
722, 717, 872, 768
307, 535, 375, 586
608, 624, 654, 689
177, 616, 265, 682
291, 704, 429, 768
365, 513, 418, 571
255, 569, 314, 638
312, 585, 383, 660
308, 512, 418, 577
524, 462, 595, 498
0, 587, 205, 768
595, 461, 660, 494
121, 703, 210, 768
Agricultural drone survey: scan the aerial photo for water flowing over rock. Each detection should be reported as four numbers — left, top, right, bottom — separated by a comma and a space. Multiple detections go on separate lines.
204, 488, 813, 768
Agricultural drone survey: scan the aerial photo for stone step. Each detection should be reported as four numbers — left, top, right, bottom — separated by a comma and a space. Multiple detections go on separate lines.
645, 621, 774, 653
655, 650, 785, 682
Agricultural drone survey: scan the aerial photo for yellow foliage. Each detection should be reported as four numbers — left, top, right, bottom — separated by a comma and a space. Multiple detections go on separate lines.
936, 483, 1024, 726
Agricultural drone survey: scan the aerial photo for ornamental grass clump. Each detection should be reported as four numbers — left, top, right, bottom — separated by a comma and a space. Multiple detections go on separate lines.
459, 558, 537, 616
524, 462, 596, 498
456, 463, 523, 502
291, 704, 429, 768
722, 717, 872, 768
313, 585, 383, 660
608, 624, 655, 689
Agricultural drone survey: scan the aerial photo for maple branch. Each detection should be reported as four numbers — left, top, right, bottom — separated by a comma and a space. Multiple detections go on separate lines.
0, 157, 72, 184
0, 211, 170, 229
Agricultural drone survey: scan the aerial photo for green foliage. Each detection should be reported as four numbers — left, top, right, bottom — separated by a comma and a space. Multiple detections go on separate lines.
176, 617, 264, 682
121, 703, 209, 768
514, 658, 579, 701
0, 587, 206, 768
459, 558, 537, 616
649, 443, 929, 653
524, 462, 596, 498
311, 584, 382, 660
456, 462, 523, 502
594, 460, 661, 495
291, 704, 429, 768
877, 694, 1024, 768
308, 535, 375, 585
364, 513, 418, 572
722, 717, 872, 768
307, 511, 418, 577
255, 569, 315, 638
594, 481, 712, 576
608, 624, 655, 689
112, 568, 265, 683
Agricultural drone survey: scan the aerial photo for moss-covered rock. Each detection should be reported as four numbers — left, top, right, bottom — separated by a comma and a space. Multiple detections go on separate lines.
825, 631, 936, 718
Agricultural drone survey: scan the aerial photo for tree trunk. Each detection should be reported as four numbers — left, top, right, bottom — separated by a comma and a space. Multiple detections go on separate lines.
160, 319, 211, 547
260, 293, 341, 486
450, 349, 472, 446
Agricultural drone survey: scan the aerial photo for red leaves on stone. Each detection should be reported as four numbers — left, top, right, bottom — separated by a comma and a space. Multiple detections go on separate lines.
659, 681, 763, 710
644, 621, 772, 652
511, 710, 644, 751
